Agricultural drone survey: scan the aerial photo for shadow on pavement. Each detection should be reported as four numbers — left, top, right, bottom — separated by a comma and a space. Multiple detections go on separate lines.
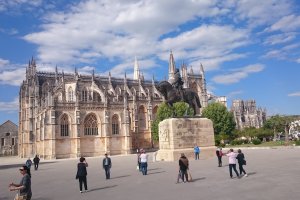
110, 175, 131, 179
147, 171, 165, 175
0, 162, 57, 170
190, 177, 206, 182
247, 172, 257, 176
88, 185, 118, 192
147, 168, 161, 171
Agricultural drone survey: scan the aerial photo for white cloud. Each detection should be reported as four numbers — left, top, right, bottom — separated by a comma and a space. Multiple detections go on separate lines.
264, 32, 296, 45
0, 68, 26, 86
0, 97, 18, 112
226, 90, 244, 100
0, 58, 9, 67
266, 15, 300, 32
297, 58, 300, 63
288, 92, 300, 97
23, 0, 247, 70
234, 0, 293, 27
212, 64, 265, 84
0, 0, 43, 12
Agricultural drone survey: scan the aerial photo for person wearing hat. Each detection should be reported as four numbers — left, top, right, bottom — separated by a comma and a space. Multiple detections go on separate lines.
9, 165, 32, 200
102, 153, 112, 179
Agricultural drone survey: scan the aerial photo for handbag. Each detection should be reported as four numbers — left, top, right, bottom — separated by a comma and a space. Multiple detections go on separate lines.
243, 159, 247, 165
14, 193, 27, 200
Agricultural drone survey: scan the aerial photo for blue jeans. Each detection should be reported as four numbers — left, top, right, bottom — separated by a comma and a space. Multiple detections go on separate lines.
104, 165, 110, 179
229, 164, 239, 178
141, 162, 148, 175
195, 152, 199, 160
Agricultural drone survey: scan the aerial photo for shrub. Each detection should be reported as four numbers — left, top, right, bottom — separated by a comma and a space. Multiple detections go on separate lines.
295, 140, 300, 146
252, 138, 262, 145
230, 139, 243, 146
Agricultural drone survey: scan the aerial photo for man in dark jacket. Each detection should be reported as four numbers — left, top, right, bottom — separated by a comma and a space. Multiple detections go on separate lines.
178, 153, 189, 183
102, 153, 112, 179
33, 155, 40, 170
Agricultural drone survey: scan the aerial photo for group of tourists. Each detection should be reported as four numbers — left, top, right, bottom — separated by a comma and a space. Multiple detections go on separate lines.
8, 146, 249, 199
216, 147, 248, 178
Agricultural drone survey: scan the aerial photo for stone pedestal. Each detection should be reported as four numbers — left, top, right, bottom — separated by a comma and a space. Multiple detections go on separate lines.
156, 118, 215, 161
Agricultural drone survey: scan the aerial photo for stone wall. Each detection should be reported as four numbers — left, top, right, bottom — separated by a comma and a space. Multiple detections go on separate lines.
156, 118, 215, 161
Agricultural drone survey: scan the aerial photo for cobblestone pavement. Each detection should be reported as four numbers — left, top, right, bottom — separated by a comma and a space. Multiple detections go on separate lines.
1, 148, 300, 200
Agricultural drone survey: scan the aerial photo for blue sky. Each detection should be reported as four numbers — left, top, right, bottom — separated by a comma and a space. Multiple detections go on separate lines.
0, 0, 300, 125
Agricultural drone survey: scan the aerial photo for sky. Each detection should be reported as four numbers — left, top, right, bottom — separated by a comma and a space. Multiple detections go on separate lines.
0, 0, 300, 125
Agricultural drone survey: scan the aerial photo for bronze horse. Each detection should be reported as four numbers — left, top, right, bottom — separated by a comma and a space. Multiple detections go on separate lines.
156, 81, 201, 115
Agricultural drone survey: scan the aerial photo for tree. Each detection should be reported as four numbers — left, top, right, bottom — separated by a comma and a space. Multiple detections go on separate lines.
201, 102, 236, 136
264, 115, 296, 142
264, 115, 284, 140
151, 102, 193, 141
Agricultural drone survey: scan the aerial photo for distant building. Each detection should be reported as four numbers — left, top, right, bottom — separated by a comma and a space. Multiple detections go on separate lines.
231, 99, 266, 130
0, 120, 18, 156
208, 94, 227, 107
19, 52, 209, 159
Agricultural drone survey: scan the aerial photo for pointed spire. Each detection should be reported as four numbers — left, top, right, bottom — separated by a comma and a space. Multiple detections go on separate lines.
62, 70, 65, 82
168, 50, 176, 74
124, 72, 127, 85
200, 63, 204, 74
133, 56, 140, 80
108, 71, 111, 83
92, 69, 95, 82
168, 50, 176, 83
152, 74, 155, 85
190, 66, 194, 74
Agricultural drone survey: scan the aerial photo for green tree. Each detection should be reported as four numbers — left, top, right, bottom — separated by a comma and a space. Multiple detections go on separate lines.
151, 102, 193, 141
201, 102, 236, 136
264, 115, 296, 142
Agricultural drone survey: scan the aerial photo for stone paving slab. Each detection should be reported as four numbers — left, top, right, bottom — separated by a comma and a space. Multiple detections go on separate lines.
1, 148, 300, 200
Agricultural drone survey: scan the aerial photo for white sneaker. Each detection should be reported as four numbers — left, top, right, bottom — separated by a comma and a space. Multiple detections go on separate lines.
80, 191, 83, 193
244, 174, 248, 177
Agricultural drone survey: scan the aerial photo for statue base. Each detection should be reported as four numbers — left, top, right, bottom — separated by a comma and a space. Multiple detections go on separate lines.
156, 118, 215, 161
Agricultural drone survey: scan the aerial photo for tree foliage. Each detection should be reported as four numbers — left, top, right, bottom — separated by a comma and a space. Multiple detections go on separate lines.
264, 115, 297, 141
151, 102, 193, 141
201, 102, 236, 135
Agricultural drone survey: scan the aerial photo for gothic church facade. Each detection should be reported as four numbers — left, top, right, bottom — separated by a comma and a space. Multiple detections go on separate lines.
231, 99, 267, 130
19, 52, 208, 159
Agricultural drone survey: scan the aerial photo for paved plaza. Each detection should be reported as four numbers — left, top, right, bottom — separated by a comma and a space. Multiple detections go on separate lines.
1, 148, 300, 200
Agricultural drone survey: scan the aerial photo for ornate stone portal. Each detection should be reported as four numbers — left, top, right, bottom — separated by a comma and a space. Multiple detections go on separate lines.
156, 118, 215, 161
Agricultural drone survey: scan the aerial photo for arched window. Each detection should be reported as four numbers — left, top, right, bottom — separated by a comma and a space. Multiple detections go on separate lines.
138, 105, 147, 130
60, 114, 69, 136
82, 88, 88, 102
112, 114, 119, 135
84, 114, 98, 135
68, 87, 74, 102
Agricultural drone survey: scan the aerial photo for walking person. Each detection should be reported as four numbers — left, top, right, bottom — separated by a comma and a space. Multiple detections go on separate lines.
25, 158, 32, 177
140, 149, 148, 175
216, 147, 223, 167
178, 153, 189, 183
9, 165, 32, 200
102, 153, 112, 179
194, 145, 200, 160
33, 155, 40, 170
76, 157, 88, 193
236, 149, 248, 177
226, 149, 240, 179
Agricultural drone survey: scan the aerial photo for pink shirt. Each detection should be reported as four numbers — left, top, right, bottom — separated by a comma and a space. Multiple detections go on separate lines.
226, 152, 238, 164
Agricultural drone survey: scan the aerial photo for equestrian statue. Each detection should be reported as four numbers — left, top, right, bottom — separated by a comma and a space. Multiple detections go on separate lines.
156, 68, 201, 115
